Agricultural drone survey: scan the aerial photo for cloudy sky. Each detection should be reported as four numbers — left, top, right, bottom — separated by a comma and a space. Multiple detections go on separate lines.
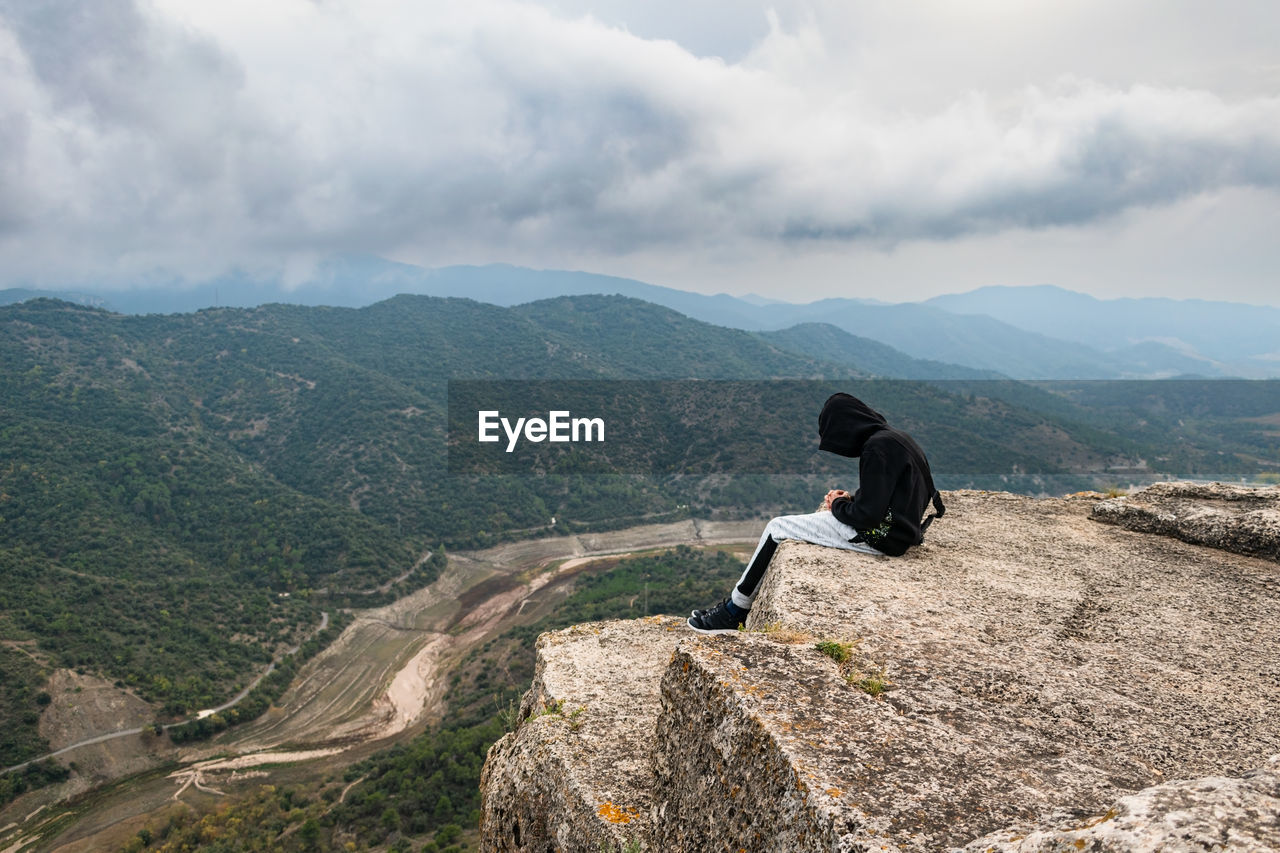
2, 0, 1278, 304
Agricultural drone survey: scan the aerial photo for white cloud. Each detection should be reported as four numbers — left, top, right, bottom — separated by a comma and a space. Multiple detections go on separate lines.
0, 0, 1277, 303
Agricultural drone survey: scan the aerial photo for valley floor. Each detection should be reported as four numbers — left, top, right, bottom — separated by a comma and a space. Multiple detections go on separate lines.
0, 518, 761, 853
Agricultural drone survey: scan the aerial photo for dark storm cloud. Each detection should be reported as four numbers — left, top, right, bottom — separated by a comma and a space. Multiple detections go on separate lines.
0, 0, 1278, 284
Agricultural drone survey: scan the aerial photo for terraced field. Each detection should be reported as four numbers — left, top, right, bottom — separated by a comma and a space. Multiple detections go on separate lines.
1, 519, 761, 852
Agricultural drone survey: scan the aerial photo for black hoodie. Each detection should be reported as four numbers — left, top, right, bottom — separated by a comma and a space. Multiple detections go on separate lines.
818, 393, 944, 556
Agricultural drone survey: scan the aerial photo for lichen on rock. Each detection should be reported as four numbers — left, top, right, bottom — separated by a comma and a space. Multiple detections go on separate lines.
478, 616, 684, 852
479, 488, 1280, 852
1091, 480, 1280, 562
963, 754, 1280, 852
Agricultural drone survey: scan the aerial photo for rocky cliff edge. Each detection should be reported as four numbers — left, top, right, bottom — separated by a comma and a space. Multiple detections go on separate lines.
479, 484, 1280, 852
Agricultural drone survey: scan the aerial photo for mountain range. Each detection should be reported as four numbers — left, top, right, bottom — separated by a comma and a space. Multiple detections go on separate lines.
3, 269, 1276, 846
926, 285, 1280, 366
1, 290, 1277, 813
7, 256, 1278, 379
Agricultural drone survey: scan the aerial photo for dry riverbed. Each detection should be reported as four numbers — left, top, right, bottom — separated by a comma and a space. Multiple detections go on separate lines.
1, 518, 760, 852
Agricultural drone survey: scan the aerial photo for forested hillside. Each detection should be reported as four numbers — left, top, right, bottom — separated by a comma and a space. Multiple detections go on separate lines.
0, 294, 857, 768
2, 294, 1277, 776
117, 546, 742, 853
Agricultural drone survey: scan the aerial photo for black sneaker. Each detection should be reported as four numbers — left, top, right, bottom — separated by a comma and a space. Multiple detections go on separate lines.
687, 599, 745, 634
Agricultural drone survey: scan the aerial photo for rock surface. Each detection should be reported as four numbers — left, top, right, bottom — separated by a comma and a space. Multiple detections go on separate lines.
1091, 481, 1280, 562
654, 633, 1033, 851
480, 489, 1280, 851
478, 616, 685, 852
963, 755, 1280, 853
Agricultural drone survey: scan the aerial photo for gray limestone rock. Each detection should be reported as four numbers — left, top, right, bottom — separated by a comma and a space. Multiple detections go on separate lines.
652, 632, 1034, 852
963, 755, 1280, 852
478, 616, 685, 852
1091, 481, 1280, 562
479, 489, 1280, 852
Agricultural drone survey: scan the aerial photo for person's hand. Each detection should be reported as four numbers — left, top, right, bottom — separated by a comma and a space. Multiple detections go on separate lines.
821, 489, 851, 511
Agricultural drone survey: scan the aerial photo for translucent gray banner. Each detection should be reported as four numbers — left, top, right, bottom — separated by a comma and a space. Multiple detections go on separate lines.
447, 378, 1280, 484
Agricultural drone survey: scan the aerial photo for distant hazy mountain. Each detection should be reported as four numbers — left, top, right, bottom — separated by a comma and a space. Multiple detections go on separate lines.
397, 267, 1100, 378
0, 287, 111, 309
926, 285, 1280, 375
3, 259, 1001, 373
758, 323, 1004, 380
1106, 341, 1224, 379
11, 257, 1275, 378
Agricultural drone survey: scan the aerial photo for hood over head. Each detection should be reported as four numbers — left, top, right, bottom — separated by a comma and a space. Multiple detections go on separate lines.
818, 393, 888, 457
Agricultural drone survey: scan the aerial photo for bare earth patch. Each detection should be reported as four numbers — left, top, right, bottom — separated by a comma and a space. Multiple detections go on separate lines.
2, 519, 763, 853
39, 670, 153, 753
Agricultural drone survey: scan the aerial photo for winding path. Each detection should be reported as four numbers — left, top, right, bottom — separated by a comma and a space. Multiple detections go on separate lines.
2, 520, 764, 853
1, 611, 330, 776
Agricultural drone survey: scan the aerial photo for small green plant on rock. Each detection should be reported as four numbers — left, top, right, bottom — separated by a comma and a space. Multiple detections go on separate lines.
528, 698, 564, 723
848, 671, 890, 697
755, 621, 813, 644
530, 698, 591, 729
815, 640, 853, 664
812, 637, 893, 698
546, 698, 564, 714
497, 696, 522, 732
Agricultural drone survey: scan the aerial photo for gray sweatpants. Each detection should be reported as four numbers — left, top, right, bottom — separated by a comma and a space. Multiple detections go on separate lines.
730, 511, 883, 610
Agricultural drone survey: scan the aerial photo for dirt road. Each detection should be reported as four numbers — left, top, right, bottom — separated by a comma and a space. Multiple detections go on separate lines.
2, 611, 334, 777
3, 518, 760, 852
225, 517, 760, 753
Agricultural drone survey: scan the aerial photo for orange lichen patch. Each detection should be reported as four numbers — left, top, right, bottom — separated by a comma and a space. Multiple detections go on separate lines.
785, 720, 823, 732
1076, 807, 1119, 830
1073, 840, 1086, 850
826, 787, 843, 798
596, 801, 640, 824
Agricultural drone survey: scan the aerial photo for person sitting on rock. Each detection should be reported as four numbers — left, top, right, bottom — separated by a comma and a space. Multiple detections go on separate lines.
687, 392, 945, 634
